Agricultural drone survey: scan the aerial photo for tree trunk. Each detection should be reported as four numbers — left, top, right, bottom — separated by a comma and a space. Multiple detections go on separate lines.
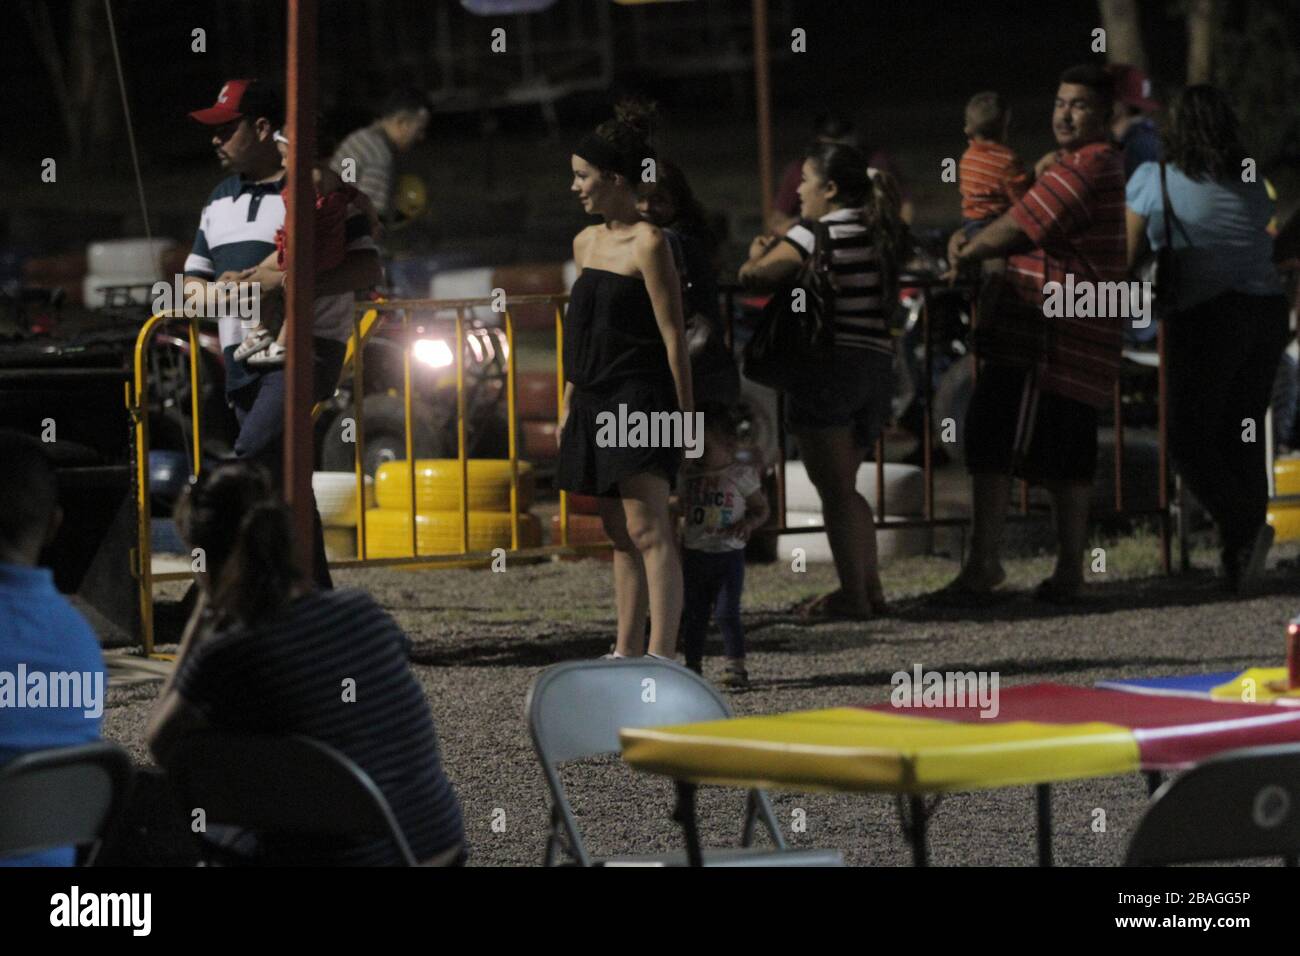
20, 0, 81, 155
22, 0, 118, 162
1186, 0, 1217, 84
1097, 0, 1148, 70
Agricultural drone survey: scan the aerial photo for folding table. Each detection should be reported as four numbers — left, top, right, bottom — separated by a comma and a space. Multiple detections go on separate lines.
1098, 668, 1300, 706
620, 682, 1300, 865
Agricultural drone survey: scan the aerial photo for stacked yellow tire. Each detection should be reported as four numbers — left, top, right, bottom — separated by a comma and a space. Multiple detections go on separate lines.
1268, 458, 1300, 542
364, 459, 540, 558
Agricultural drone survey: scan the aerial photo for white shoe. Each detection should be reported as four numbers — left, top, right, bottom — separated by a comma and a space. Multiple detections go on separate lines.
233, 329, 273, 361
247, 341, 287, 366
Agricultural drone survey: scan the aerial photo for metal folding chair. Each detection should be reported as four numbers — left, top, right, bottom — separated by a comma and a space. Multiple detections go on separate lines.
1126, 743, 1300, 866
0, 742, 133, 865
526, 658, 842, 866
167, 732, 420, 866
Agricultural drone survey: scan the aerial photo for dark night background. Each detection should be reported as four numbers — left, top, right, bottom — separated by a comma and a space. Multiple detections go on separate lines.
1, 0, 1296, 268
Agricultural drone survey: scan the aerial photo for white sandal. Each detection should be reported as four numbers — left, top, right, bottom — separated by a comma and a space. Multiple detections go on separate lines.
246, 341, 287, 366
233, 329, 274, 361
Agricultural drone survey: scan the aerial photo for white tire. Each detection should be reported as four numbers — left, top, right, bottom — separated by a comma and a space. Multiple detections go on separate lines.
779, 461, 925, 516
313, 472, 376, 527
778, 509, 931, 564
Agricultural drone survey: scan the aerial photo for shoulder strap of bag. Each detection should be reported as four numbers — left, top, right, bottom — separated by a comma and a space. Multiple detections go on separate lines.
806, 218, 836, 284
1159, 161, 1195, 248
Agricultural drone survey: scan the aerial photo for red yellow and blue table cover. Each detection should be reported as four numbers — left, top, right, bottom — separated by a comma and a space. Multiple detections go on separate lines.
1097, 669, 1300, 705
619, 683, 1300, 795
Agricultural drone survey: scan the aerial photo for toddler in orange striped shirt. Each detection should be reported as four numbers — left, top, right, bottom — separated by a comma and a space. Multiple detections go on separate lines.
959, 91, 1030, 238
954, 92, 1031, 311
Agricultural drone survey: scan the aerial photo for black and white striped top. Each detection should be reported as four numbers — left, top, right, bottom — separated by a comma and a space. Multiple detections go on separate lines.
175, 588, 465, 865
782, 207, 892, 356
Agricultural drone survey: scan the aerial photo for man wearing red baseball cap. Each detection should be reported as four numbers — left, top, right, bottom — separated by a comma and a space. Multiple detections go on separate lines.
182, 79, 287, 398
180, 79, 380, 591
1109, 64, 1162, 180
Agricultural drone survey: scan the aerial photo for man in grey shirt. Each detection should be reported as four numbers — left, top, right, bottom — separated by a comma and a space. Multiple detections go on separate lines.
329, 86, 430, 225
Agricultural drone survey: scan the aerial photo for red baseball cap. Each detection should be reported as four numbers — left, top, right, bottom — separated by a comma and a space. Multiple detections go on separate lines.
1111, 65, 1160, 113
189, 79, 282, 126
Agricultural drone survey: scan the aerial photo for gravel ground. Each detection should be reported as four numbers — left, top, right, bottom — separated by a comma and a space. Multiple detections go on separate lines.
102, 534, 1300, 867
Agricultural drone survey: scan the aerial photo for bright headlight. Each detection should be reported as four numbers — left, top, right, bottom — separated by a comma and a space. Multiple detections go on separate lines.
412, 338, 454, 368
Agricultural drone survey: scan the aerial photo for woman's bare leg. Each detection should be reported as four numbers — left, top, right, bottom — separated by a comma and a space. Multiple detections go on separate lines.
794, 426, 880, 612
619, 472, 682, 658
597, 496, 649, 655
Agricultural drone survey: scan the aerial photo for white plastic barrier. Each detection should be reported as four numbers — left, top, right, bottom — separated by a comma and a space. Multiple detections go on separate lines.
779, 509, 931, 564
781, 461, 924, 516
429, 268, 494, 301
87, 238, 174, 277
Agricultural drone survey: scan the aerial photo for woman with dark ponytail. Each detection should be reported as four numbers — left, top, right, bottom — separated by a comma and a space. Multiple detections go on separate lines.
740, 141, 906, 620
147, 461, 465, 865
559, 100, 693, 660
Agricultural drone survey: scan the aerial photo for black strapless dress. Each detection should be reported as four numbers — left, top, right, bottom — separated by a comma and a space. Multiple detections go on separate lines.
556, 268, 682, 497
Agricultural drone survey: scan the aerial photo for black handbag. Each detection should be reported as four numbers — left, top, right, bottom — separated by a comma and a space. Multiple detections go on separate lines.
742, 220, 837, 391
1152, 161, 1194, 315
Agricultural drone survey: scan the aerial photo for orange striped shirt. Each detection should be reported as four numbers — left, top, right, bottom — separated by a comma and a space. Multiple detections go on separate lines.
959, 139, 1030, 222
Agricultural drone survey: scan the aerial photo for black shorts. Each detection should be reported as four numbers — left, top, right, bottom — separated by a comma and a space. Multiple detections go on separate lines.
785, 347, 894, 450
964, 363, 1098, 484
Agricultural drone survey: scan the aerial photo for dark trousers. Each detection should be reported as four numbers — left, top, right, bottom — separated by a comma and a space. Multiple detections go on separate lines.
680, 547, 746, 669
1166, 291, 1290, 553
230, 338, 347, 590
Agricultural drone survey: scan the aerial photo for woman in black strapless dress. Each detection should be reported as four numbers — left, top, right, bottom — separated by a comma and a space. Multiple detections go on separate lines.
559, 105, 694, 660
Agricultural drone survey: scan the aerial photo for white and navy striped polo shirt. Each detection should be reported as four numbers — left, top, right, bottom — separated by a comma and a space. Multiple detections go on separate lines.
185, 174, 286, 354
185, 174, 379, 365
783, 207, 892, 356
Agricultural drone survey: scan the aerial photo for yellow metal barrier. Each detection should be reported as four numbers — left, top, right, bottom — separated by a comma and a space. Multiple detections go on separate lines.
128, 293, 603, 656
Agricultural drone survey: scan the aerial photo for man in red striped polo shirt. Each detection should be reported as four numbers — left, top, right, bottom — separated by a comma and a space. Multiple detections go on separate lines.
944, 63, 1126, 605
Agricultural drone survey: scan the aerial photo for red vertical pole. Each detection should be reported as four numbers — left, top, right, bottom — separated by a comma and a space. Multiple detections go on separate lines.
752, 0, 773, 229
285, 0, 318, 582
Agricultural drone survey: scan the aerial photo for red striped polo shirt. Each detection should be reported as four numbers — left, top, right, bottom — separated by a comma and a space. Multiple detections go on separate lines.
1005, 141, 1127, 408
959, 140, 1030, 222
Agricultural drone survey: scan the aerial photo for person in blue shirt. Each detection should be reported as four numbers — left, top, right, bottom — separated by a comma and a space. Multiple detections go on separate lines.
1110, 64, 1162, 180
0, 430, 107, 866
1125, 86, 1287, 595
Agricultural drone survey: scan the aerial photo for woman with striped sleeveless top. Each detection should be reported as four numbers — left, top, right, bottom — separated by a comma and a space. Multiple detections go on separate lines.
740, 142, 907, 620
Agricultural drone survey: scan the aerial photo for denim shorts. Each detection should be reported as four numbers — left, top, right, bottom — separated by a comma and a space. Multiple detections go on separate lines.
785, 346, 895, 449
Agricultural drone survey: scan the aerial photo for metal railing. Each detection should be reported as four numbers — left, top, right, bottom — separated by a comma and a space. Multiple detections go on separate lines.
127, 292, 605, 656
719, 277, 1174, 571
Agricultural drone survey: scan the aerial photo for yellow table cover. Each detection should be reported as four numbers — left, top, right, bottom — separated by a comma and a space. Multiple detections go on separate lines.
620, 707, 1140, 795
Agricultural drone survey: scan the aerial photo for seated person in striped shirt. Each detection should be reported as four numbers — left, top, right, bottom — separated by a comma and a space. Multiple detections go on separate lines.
944, 64, 1127, 605
147, 462, 466, 866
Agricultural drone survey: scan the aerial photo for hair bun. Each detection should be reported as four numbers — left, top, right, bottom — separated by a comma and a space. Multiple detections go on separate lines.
613, 97, 658, 144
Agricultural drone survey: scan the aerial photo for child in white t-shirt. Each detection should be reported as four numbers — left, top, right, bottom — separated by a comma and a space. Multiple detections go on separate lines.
678, 406, 769, 687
